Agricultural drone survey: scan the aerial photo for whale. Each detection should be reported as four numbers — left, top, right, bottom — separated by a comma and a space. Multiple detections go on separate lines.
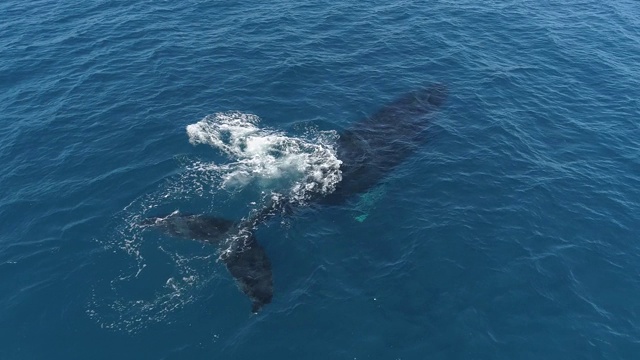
142, 84, 448, 312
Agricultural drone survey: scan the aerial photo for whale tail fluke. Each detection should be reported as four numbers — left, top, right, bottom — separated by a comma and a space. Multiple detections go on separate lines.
139, 202, 284, 313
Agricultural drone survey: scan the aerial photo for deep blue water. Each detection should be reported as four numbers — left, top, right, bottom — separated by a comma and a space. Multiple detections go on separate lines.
1, 0, 640, 358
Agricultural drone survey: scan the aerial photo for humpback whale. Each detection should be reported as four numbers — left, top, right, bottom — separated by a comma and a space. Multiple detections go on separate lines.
142, 84, 448, 312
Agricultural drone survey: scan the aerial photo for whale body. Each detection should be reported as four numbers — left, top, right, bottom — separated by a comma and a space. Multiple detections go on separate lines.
142, 84, 448, 312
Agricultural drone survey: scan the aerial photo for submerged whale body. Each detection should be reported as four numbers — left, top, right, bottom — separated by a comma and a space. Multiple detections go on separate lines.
142, 84, 448, 312
326, 84, 447, 203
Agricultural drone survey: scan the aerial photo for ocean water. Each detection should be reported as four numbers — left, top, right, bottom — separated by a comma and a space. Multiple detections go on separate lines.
1, 0, 639, 358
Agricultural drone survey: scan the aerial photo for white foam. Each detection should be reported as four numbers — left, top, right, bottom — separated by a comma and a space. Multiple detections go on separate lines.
186, 111, 342, 204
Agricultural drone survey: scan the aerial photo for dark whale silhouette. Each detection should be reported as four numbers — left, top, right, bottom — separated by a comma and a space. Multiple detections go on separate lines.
142, 84, 447, 312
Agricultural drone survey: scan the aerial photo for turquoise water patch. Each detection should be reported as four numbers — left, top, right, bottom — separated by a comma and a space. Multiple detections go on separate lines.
353, 184, 388, 222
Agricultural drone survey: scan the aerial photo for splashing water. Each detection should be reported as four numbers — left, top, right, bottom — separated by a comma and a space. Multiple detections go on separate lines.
186, 111, 342, 205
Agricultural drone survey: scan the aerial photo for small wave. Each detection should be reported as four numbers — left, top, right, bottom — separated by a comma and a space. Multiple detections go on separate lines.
185, 111, 342, 205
